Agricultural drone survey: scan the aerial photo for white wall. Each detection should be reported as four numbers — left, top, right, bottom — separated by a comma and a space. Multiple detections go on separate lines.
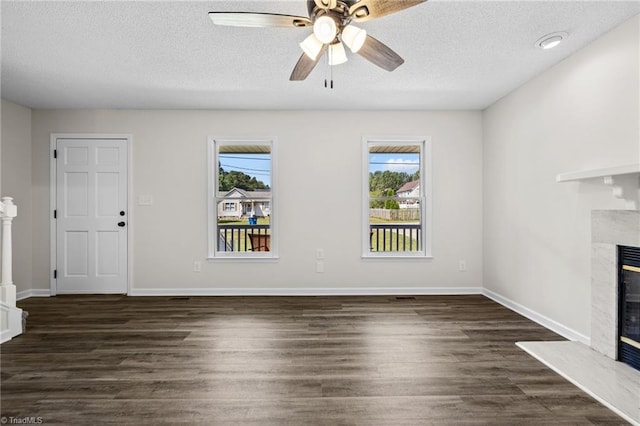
9, 14, 640, 344
483, 16, 640, 338
31, 110, 483, 293
6, 16, 639, 345
0, 100, 33, 295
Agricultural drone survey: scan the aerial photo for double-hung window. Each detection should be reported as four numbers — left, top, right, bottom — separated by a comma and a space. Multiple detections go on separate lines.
208, 138, 276, 258
363, 137, 431, 257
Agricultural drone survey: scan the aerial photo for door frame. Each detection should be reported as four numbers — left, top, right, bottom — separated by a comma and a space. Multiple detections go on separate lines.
49, 133, 134, 296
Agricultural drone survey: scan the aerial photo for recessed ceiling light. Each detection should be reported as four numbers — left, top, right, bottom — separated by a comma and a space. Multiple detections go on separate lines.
535, 32, 568, 50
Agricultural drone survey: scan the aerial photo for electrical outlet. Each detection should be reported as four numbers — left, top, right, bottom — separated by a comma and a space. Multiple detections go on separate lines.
193, 261, 202, 273
316, 261, 324, 273
316, 248, 324, 259
459, 260, 467, 272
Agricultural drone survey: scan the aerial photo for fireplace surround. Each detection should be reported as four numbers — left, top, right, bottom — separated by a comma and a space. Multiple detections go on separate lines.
591, 210, 640, 360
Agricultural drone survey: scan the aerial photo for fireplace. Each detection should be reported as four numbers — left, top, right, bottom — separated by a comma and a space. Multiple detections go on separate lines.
618, 245, 640, 370
591, 210, 640, 360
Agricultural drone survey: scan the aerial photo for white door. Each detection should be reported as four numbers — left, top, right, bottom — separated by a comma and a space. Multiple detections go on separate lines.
55, 138, 128, 293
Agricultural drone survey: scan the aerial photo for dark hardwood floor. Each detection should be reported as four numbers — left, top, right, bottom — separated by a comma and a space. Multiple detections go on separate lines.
1, 295, 628, 425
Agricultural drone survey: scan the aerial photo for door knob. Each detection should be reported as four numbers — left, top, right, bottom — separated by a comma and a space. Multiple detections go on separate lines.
120, 211, 125, 216
118, 221, 126, 227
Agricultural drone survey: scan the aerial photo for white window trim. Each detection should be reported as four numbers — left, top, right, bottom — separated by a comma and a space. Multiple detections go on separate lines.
362, 136, 432, 259
207, 137, 278, 260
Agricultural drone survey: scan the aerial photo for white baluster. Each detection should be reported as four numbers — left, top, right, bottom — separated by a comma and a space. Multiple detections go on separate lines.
0, 196, 17, 307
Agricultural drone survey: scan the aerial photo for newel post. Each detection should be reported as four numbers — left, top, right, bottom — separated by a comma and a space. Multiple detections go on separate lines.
0, 196, 18, 307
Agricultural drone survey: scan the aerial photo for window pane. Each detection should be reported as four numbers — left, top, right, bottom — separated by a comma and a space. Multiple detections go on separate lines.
214, 143, 272, 254
216, 211, 271, 253
369, 145, 420, 198
367, 143, 422, 254
218, 145, 271, 193
369, 204, 422, 252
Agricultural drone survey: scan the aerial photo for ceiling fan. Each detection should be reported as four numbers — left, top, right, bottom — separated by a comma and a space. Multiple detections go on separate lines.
209, 0, 426, 81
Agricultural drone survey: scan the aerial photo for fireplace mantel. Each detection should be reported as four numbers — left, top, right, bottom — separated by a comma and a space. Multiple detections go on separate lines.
556, 163, 640, 182
557, 163, 640, 208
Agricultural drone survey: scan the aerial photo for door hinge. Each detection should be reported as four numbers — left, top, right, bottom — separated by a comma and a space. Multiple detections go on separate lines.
53, 149, 57, 159
53, 270, 57, 279
53, 209, 57, 219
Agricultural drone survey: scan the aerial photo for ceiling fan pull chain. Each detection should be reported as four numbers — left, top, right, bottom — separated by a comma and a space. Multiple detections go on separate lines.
323, 47, 330, 89
324, 51, 331, 90
330, 60, 334, 89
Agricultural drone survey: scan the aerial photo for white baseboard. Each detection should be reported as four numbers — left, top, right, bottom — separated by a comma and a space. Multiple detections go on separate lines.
9, 286, 588, 347
17, 289, 51, 301
129, 286, 483, 297
482, 288, 590, 345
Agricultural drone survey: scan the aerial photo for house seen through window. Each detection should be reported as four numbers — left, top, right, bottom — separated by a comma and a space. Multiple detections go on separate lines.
364, 138, 431, 257
208, 139, 275, 257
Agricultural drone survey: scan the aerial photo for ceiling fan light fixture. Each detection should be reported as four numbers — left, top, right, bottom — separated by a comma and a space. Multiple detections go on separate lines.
300, 34, 324, 60
313, 15, 338, 44
209, 0, 424, 82
341, 24, 367, 53
328, 41, 348, 65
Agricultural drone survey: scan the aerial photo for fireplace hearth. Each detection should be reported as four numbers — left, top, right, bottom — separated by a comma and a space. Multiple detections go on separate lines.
518, 210, 640, 424
618, 245, 640, 371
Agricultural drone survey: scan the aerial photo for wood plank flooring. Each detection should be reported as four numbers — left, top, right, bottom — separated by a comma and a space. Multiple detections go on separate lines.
1, 295, 628, 425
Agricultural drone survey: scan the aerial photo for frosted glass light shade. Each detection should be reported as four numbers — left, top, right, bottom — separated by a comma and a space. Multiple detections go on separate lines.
342, 25, 366, 53
328, 42, 348, 65
313, 16, 338, 44
300, 34, 323, 60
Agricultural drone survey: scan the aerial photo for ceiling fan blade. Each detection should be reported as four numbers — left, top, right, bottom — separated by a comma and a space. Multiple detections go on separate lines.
357, 35, 404, 71
349, 0, 426, 22
208, 12, 312, 28
307, 0, 316, 17
290, 46, 328, 81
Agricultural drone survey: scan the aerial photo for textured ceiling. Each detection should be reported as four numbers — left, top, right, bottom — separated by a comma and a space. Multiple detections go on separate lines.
2, 1, 639, 110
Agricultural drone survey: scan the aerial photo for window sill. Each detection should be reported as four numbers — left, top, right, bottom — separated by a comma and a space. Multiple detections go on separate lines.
362, 254, 433, 260
207, 255, 279, 263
